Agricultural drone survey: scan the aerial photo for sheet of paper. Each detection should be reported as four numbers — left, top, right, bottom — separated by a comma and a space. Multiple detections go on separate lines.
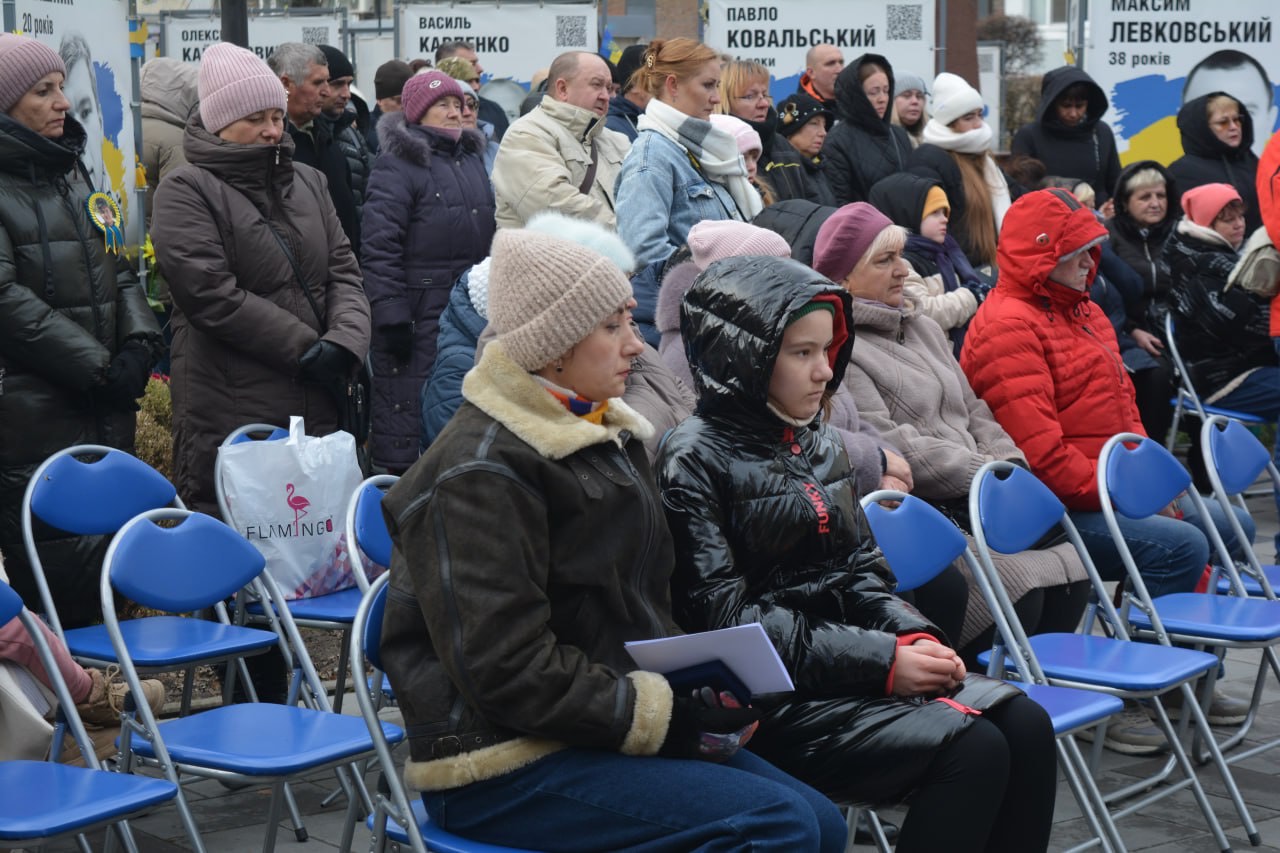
625, 623, 794, 695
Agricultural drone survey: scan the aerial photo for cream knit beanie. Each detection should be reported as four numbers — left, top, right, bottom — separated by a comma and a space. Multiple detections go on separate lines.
198, 42, 287, 134
488, 224, 634, 372
930, 72, 984, 128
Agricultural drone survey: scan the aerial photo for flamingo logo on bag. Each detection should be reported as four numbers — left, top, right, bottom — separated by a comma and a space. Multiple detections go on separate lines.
286, 483, 310, 535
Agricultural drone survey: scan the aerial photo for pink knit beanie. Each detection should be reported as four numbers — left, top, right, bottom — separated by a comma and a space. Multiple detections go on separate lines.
402, 70, 465, 125
0, 34, 66, 114
1181, 183, 1242, 228
813, 202, 895, 283
709, 113, 763, 156
688, 220, 791, 270
198, 42, 286, 134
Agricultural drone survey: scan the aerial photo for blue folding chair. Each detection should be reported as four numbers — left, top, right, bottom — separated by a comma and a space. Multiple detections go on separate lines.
345, 475, 399, 707
351, 573, 535, 853
102, 509, 402, 853
863, 489, 1127, 853
1100, 434, 1280, 769
1200, 415, 1280, 599
215, 424, 374, 713
0, 580, 177, 852
969, 459, 1258, 852
1163, 313, 1265, 451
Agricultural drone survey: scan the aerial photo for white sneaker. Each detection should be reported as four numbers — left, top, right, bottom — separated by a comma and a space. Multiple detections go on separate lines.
1076, 700, 1167, 756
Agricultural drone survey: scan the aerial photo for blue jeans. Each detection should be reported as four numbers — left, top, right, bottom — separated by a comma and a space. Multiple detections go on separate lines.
1231, 354, 1280, 556
1071, 496, 1254, 598
421, 747, 848, 852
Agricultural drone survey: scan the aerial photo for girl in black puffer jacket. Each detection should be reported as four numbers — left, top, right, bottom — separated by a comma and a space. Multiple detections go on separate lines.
657, 255, 1056, 853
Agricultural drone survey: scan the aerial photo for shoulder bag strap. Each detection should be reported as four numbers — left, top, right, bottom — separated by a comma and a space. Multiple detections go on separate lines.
578, 136, 599, 195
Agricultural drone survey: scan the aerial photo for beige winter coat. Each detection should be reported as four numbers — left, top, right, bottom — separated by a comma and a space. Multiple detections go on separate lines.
492, 96, 629, 229
902, 269, 978, 332
844, 298, 1087, 644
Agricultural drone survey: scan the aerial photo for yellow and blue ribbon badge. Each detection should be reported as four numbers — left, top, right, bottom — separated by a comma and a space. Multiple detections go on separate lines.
86, 192, 124, 255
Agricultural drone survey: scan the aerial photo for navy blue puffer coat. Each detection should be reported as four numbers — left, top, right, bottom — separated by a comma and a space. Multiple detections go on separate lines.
362, 114, 495, 470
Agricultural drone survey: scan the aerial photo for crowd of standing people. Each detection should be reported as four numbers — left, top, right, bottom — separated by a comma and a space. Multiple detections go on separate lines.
2, 25, 1280, 851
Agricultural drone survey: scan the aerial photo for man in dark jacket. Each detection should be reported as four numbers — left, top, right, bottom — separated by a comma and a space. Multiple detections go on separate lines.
269, 42, 361, 256
367, 59, 411, 155
317, 45, 372, 228
1011, 67, 1122, 206
796, 43, 842, 112
606, 44, 648, 142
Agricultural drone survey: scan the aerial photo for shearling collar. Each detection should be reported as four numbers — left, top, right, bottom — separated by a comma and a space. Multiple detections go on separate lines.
376, 111, 485, 166
462, 341, 654, 460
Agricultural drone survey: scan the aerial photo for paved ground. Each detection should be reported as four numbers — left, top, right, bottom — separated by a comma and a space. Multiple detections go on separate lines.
26, 491, 1280, 853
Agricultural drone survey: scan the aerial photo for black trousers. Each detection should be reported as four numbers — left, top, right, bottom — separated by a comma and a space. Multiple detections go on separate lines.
897, 694, 1057, 853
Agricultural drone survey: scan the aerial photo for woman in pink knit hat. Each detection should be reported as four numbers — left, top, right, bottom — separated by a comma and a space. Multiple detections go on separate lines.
0, 33, 161, 626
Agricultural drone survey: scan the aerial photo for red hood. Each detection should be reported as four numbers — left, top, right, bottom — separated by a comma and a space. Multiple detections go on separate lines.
997, 189, 1109, 310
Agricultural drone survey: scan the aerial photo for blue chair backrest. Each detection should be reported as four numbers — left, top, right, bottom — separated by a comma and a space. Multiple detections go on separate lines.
362, 580, 390, 672
1207, 419, 1270, 497
0, 580, 24, 625
354, 483, 394, 568
1103, 437, 1190, 518
108, 511, 267, 613
229, 427, 288, 445
976, 465, 1066, 554
862, 495, 967, 592
30, 450, 177, 535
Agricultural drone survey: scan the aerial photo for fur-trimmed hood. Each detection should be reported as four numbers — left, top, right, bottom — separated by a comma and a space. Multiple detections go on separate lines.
376, 110, 487, 166
462, 341, 654, 460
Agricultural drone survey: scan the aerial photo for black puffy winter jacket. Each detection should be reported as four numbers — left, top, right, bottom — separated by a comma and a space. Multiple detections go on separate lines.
0, 114, 161, 626
820, 54, 913, 205
657, 256, 1020, 803
1167, 92, 1262, 236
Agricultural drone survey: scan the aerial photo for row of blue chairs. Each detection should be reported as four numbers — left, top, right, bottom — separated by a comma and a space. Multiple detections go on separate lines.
863, 418, 1280, 853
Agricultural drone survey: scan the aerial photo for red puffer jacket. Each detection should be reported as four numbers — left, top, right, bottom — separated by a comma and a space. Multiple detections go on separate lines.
960, 189, 1144, 511
1257, 133, 1280, 338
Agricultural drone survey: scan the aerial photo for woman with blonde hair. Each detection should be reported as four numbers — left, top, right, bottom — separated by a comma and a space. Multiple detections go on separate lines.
615, 39, 761, 266
908, 73, 1013, 269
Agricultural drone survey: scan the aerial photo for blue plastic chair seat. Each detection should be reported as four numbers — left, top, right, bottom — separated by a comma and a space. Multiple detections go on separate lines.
1215, 564, 1280, 597
1168, 397, 1267, 424
64, 617, 277, 667
1128, 594, 1280, 643
1019, 683, 1124, 736
373, 799, 539, 852
129, 704, 403, 775
244, 586, 363, 624
1027, 633, 1218, 691
0, 762, 176, 840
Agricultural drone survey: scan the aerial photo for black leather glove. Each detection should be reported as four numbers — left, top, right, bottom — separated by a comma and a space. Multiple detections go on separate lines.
381, 323, 413, 363
659, 690, 760, 761
299, 340, 356, 384
91, 341, 153, 411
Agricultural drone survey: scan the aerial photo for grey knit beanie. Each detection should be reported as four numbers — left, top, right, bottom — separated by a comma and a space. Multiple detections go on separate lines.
488, 226, 634, 372
0, 34, 66, 114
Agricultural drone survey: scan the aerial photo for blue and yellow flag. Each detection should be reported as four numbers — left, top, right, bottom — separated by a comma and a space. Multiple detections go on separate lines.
600, 26, 622, 64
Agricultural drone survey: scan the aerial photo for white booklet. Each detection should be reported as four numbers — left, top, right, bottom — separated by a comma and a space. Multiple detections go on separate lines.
624, 623, 795, 696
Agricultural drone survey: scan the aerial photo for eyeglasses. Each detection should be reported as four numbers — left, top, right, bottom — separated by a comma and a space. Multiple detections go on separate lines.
462, 98, 478, 113
1211, 115, 1243, 129
735, 89, 771, 103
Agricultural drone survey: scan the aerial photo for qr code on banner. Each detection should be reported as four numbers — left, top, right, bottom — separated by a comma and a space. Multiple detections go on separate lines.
302, 26, 330, 45
556, 14, 588, 47
886, 4, 923, 41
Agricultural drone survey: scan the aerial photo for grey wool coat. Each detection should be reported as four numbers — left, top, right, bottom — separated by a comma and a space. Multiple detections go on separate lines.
843, 297, 1087, 644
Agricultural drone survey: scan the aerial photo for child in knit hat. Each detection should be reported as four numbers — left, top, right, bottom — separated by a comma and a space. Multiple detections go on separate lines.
710, 112, 777, 206
379, 220, 847, 853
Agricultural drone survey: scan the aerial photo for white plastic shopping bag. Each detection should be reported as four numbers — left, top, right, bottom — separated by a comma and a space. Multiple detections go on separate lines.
218, 416, 364, 599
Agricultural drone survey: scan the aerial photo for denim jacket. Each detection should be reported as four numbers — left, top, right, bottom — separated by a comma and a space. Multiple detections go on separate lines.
615, 129, 743, 267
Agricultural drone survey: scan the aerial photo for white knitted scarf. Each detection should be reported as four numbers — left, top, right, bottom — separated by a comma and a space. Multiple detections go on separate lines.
638, 98, 763, 222
921, 119, 1011, 230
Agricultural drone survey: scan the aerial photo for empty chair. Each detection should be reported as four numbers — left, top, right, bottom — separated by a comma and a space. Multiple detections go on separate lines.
0, 579, 177, 852
102, 508, 401, 853
864, 488, 1127, 853
1200, 415, 1280, 599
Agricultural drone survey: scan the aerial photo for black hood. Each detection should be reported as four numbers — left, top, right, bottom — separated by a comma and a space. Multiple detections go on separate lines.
0, 113, 87, 181
868, 171, 940, 232
681, 255, 853, 418
752, 199, 837, 266
742, 105, 778, 162
1111, 159, 1180, 241
833, 53, 897, 136
1177, 91, 1255, 161
1036, 66, 1108, 137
